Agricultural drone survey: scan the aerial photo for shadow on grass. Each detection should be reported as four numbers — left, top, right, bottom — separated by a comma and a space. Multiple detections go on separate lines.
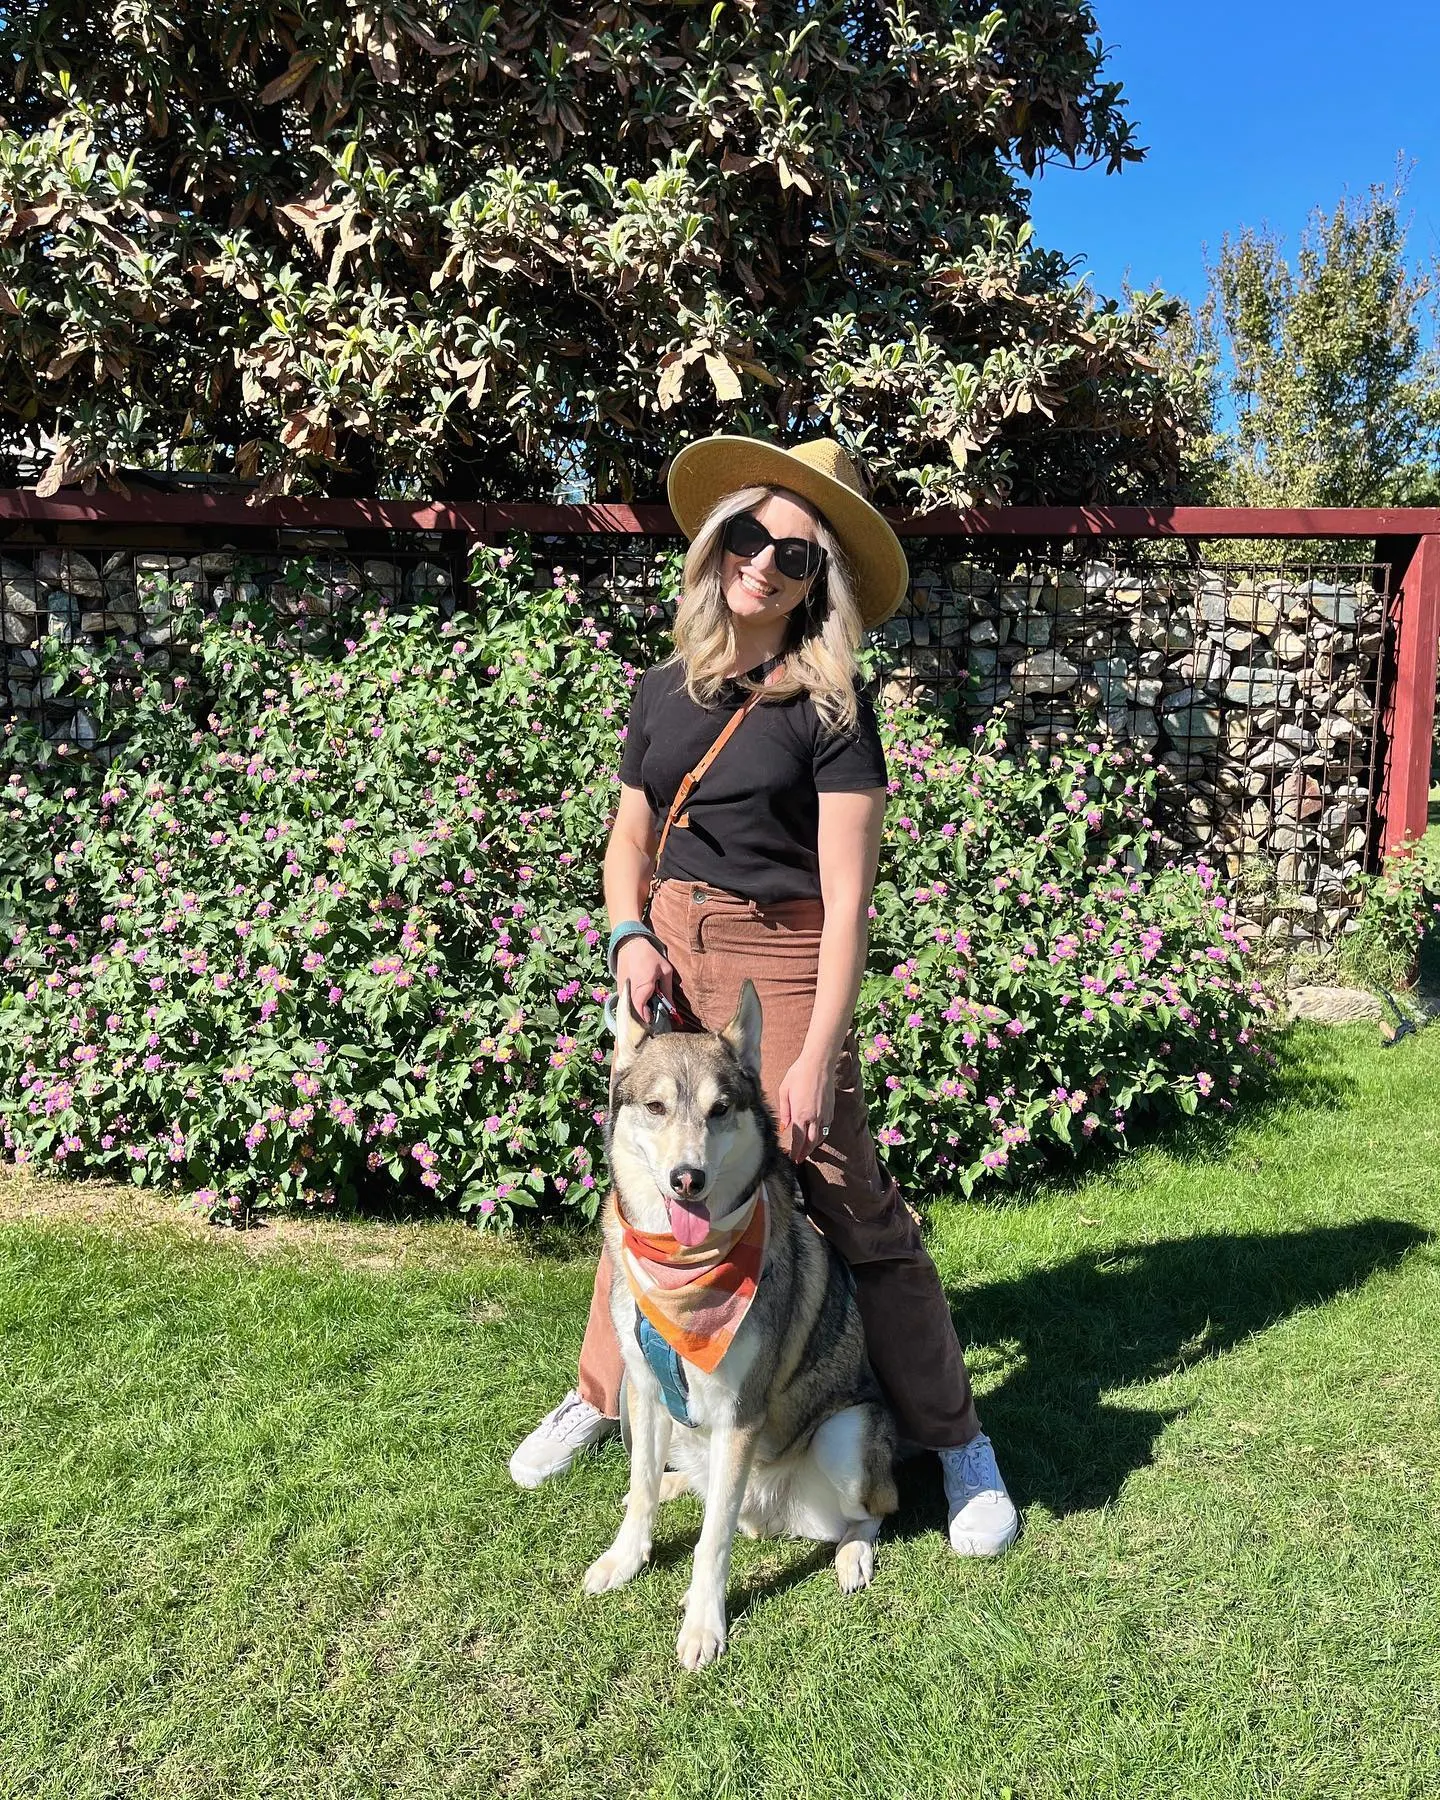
629, 1217, 1429, 1579
931, 1216, 1431, 1523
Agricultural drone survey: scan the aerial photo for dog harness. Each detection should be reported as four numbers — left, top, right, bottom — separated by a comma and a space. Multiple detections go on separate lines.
615, 1182, 770, 1425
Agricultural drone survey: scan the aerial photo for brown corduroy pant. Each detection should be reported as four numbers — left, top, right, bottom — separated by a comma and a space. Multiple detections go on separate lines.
576, 878, 981, 1449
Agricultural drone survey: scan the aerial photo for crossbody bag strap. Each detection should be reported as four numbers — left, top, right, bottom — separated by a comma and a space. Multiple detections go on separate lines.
647, 664, 784, 914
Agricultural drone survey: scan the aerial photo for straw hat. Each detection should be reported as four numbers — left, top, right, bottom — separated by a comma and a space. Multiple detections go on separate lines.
666, 434, 910, 628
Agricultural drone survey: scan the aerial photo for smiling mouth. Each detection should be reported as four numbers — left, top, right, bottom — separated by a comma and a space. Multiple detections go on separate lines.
737, 572, 776, 599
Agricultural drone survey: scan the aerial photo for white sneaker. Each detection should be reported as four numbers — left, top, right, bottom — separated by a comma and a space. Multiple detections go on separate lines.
508, 1390, 618, 1489
939, 1431, 1019, 1557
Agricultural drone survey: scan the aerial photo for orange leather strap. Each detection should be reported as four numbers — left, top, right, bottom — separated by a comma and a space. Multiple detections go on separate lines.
646, 665, 783, 914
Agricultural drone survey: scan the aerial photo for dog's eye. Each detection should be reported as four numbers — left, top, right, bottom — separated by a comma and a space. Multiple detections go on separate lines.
644, 1099, 667, 1116
708, 1100, 731, 1119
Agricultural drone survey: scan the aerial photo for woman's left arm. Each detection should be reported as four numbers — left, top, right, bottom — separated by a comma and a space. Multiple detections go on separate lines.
775, 788, 886, 1163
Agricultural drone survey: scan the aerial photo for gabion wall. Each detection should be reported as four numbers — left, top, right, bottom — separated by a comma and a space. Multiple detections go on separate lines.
1, 528, 1394, 950
884, 552, 1389, 949
1, 537, 460, 754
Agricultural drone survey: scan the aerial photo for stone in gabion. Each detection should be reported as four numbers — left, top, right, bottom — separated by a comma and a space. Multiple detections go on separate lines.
1273, 627, 1308, 665
969, 616, 1009, 648
1226, 585, 1281, 632
1091, 657, 1129, 708
1274, 854, 1316, 889
36, 550, 103, 597
2, 568, 43, 614
1174, 642, 1232, 691
1010, 612, 1051, 647
1224, 667, 1296, 709
1162, 704, 1221, 747
46, 592, 82, 641
1276, 769, 1324, 821
46, 709, 98, 749
1009, 651, 1078, 696
1301, 580, 1359, 627
945, 559, 996, 597
406, 561, 452, 601
362, 559, 403, 591
1316, 716, 1363, 751
1248, 741, 1301, 774
1270, 821, 1318, 854
1135, 609, 1194, 653
931, 606, 972, 647
881, 615, 918, 649
1275, 723, 1317, 754
1332, 688, 1374, 724
172, 562, 208, 601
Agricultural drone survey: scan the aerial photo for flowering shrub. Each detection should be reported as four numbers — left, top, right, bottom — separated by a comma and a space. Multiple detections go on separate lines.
0, 548, 637, 1222
863, 709, 1276, 1195
1340, 840, 1440, 992
0, 549, 1274, 1221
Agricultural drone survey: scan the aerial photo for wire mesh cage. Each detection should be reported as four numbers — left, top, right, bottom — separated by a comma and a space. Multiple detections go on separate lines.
0, 529, 471, 743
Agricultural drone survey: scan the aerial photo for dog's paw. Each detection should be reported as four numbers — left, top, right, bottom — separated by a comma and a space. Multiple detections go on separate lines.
676, 1609, 727, 1670
658, 1470, 691, 1504
583, 1541, 648, 1595
835, 1537, 875, 1594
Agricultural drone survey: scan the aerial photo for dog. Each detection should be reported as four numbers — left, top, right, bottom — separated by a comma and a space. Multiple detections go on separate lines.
583, 978, 897, 1670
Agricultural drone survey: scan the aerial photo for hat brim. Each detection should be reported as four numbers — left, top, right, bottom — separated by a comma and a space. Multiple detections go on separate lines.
666, 436, 909, 629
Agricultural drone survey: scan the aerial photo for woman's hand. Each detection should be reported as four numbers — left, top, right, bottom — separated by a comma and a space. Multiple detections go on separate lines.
614, 936, 675, 1024
776, 1051, 836, 1164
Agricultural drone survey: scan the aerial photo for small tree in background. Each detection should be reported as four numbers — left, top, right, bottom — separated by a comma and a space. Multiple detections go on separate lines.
1191, 179, 1440, 507
0, 2, 1206, 505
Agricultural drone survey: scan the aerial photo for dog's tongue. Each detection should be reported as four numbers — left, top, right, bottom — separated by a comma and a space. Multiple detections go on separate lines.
667, 1197, 711, 1247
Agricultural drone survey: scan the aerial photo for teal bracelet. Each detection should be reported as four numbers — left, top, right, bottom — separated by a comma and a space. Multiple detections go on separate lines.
606, 920, 666, 977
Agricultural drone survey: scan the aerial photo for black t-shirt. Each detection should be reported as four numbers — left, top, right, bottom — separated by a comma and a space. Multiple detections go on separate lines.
618, 658, 889, 904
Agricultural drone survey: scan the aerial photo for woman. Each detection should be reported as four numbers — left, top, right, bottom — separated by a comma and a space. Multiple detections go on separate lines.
509, 436, 1017, 1557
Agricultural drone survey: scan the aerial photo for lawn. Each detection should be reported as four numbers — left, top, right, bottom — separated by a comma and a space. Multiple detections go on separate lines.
1, 1023, 1437, 1800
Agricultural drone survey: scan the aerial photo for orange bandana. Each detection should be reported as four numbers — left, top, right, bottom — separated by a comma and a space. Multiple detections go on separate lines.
614, 1183, 770, 1374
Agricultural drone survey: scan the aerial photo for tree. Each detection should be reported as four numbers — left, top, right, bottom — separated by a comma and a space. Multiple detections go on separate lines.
1194, 179, 1440, 507
0, 2, 1207, 505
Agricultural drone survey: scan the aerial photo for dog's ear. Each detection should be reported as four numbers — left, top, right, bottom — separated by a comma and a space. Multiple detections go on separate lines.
720, 978, 763, 1081
610, 980, 651, 1073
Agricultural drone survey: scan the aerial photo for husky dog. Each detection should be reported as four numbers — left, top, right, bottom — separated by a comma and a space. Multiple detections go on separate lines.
584, 979, 897, 1670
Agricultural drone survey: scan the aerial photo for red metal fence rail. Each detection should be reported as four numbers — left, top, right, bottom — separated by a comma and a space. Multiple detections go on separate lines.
4, 492, 1439, 859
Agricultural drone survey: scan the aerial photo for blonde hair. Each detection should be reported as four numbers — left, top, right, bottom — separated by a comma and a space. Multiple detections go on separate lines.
669, 484, 866, 735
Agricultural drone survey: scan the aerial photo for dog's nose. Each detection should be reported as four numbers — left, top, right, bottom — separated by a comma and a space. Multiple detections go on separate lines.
669, 1164, 707, 1198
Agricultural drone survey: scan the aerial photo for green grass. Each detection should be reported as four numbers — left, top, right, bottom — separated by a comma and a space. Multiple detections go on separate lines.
2, 1025, 1439, 1799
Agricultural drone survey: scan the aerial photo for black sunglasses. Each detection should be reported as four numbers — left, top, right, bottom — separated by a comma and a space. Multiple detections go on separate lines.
721, 511, 826, 584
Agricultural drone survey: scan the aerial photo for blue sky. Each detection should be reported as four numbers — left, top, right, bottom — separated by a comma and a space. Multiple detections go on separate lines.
1027, 1, 1440, 311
